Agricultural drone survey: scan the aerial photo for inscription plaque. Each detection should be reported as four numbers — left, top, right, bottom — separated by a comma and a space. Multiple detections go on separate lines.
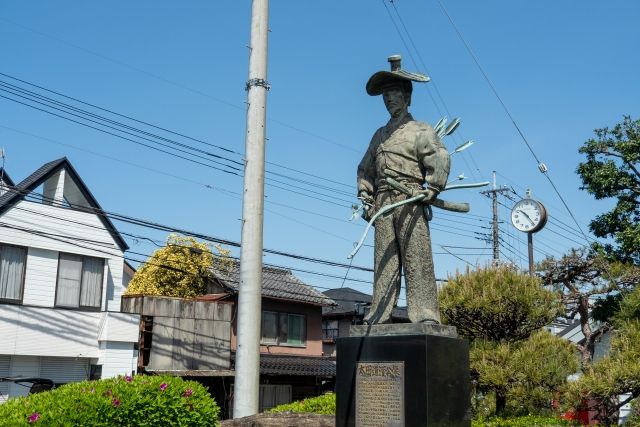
355, 361, 404, 427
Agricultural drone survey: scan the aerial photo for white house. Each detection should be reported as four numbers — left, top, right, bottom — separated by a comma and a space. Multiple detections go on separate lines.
0, 158, 139, 401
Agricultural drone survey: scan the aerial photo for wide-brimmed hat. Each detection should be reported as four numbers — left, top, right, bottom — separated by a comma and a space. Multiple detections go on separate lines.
366, 55, 430, 96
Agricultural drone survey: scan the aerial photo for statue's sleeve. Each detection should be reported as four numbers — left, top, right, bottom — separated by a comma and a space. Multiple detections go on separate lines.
357, 132, 379, 196
416, 126, 450, 192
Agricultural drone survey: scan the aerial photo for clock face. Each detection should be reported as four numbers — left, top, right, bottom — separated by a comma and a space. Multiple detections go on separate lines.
511, 199, 547, 233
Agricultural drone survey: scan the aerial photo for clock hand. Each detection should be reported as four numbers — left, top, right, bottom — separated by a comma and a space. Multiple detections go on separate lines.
517, 210, 535, 225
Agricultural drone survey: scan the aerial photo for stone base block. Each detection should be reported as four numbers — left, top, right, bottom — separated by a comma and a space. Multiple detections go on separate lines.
336, 331, 470, 427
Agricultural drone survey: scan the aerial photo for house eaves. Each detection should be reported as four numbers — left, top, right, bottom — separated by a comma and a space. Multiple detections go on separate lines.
0, 157, 128, 251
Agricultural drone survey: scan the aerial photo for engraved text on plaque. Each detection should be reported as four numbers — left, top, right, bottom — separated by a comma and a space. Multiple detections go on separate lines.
355, 362, 404, 427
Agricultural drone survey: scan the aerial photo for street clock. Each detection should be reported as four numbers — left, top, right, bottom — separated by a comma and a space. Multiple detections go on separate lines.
510, 198, 547, 233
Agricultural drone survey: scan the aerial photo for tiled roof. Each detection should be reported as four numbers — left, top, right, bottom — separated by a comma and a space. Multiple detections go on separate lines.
0, 158, 128, 251
212, 261, 335, 307
230, 353, 336, 377
322, 287, 409, 321
260, 354, 335, 377
322, 287, 371, 315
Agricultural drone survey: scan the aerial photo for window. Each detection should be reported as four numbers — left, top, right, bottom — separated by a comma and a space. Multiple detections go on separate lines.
322, 319, 339, 341
261, 311, 306, 346
55, 253, 104, 309
0, 244, 27, 303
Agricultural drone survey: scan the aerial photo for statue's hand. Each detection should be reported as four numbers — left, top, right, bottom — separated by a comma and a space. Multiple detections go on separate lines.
415, 186, 439, 203
358, 191, 375, 222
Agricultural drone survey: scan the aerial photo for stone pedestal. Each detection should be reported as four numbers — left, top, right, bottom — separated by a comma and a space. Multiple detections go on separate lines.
336, 324, 470, 427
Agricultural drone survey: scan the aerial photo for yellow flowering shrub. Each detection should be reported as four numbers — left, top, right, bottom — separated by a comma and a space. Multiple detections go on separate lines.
125, 234, 231, 298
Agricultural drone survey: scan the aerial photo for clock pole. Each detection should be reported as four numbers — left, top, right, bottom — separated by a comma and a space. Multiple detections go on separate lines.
527, 232, 534, 277
510, 190, 547, 277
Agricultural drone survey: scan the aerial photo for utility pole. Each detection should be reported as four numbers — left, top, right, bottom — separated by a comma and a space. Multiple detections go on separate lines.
234, 0, 270, 419
480, 171, 510, 264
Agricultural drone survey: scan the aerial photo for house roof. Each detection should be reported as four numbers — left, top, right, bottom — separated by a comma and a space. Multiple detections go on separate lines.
0, 157, 128, 251
211, 261, 335, 306
259, 354, 336, 377
230, 353, 336, 377
0, 168, 15, 187
322, 287, 409, 321
322, 287, 371, 315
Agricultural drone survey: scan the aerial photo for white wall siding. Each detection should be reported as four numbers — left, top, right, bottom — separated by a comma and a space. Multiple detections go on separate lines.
22, 248, 58, 307
98, 342, 136, 378
98, 312, 140, 343
0, 305, 101, 358
0, 200, 125, 310
0, 200, 120, 258
106, 258, 124, 312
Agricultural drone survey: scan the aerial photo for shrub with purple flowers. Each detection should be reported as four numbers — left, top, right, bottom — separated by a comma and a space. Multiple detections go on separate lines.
0, 375, 219, 426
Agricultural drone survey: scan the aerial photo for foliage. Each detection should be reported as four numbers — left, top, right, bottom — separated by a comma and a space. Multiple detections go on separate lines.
591, 292, 625, 323
125, 234, 231, 298
576, 116, 640, 263
567, 320, 640, 424
613, 280, 640, 325
471, 331, 578, 416
471, 414, 576, 426
626, 398, 640, 426
441, 265, 562, 342
0, 374, 219, 427
539, 248, 639, 369
267, 393, 335, 415
440, 266, 572, 416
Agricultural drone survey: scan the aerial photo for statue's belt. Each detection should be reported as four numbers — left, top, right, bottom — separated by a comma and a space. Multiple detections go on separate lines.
383, 177, 469, 213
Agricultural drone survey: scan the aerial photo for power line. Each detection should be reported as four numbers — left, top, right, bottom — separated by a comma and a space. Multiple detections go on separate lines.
11, 190, 467, 287
0, 75, 356, 201
433, 0, 595, 252
0, 72, 353, 189
0, 19, 360, 155
10, 187, 375, 272
383, 0, 489, 184
0, 90, 357, 207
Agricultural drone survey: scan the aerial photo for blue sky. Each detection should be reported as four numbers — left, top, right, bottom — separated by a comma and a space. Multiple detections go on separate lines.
1, 1, 638, 303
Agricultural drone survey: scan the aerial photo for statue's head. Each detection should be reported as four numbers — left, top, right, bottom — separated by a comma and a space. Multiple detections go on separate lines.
382, 83, 411, 117
366, 55, 429, 116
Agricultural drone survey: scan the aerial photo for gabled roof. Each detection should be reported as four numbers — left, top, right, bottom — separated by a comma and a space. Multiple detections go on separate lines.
0, 157, 128, 251
0, 168, 15, 187
322, 287, 371, 315
211, 261, 335, 306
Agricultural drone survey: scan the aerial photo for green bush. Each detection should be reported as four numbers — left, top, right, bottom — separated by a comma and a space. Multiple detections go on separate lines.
471, 414, 577, 426
0, 374, 219, 426
267, 393, 335, 415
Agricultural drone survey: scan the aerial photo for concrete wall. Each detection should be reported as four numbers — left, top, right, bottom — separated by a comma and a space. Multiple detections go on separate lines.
121, 296, 232, 371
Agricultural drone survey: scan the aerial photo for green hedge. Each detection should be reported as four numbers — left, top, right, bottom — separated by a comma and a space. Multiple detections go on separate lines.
267, 393, 335, 415
0, 374, 219, 426
266, 394, 578, 426
471, 415, 577, 426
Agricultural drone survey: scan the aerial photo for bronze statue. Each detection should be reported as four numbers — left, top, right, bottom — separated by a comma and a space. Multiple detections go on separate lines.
357, 55, 450, 324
